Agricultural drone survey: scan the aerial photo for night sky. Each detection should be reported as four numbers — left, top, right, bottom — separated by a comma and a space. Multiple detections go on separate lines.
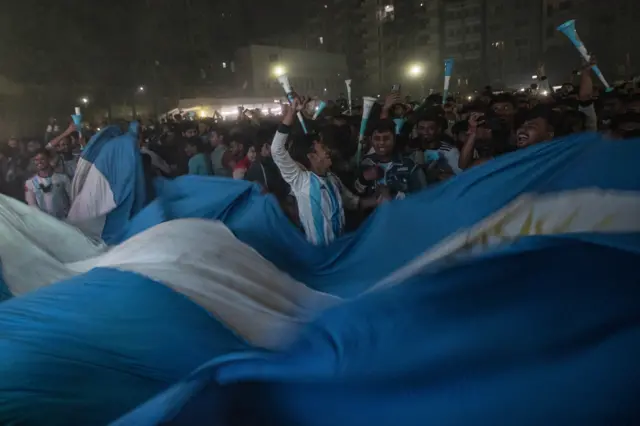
0, 0, 302, 87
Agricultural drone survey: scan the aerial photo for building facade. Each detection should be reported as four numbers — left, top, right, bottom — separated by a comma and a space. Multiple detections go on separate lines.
359, 0, 442, 96
233, 45, 349, 99
485, 0, 543, 88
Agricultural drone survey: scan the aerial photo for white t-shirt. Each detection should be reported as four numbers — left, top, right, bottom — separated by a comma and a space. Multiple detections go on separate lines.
25, 173, 72, 219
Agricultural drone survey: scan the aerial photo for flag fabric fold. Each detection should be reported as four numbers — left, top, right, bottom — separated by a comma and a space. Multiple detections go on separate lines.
0, 133, 638, 425
67, 125, 147, 243
112, 237, 640, 426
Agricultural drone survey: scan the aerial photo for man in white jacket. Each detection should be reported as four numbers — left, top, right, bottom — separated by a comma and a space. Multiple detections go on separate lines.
271, 98, 379, 245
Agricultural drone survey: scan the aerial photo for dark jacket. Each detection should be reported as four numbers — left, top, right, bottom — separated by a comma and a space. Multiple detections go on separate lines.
245, 156, 290, 199
354, 152, 427, 198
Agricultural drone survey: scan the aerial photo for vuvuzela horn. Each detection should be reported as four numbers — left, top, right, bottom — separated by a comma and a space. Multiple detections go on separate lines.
443, 58, 454, 104
557, 19, 612, 92
276, 74, 309, 133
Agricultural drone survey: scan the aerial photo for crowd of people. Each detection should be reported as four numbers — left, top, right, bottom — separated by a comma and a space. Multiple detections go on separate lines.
1, 58, 638, 244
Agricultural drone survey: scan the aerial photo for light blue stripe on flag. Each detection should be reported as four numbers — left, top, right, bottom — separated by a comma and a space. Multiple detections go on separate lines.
325, 179, 342, 237
309, 175, 326, 245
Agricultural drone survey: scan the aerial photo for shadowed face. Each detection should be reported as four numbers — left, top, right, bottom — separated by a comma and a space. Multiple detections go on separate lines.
372, 130, 394, 157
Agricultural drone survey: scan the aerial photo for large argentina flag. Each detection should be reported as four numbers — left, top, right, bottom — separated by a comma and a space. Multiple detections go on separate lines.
67, 123, 147, 244
111, 133, 640, 425
0, 219, 339, 425
0, 133, 638, 425
125, 133, 640, 296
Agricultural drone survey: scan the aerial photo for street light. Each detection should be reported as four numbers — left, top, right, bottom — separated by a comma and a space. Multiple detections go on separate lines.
138, 85, 145, 93
407, 63, 424, 78
407, 63, 425, 96
81, 97, 89, 105
272, 64, 286, 77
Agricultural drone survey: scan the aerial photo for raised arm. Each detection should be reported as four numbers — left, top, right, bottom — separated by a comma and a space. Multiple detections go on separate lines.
24, 181, 37, 207
270, 102, 307, 192
46, 123, 76, 151
578, 56, 598, 132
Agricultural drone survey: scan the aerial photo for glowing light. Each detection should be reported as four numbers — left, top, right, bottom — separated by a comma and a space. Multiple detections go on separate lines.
407, 63, 424, 78
81, 97, 89, 104
467, 95, 473, 101
541, 90, 549, 96
519, 88, 526, 92
198, 110, 207, 118
272, 65, 286, 77
532, 75, 538, 80
138, 86, 145, 92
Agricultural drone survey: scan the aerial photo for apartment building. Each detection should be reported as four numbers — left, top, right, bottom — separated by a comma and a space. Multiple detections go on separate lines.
360, 0, 441, 96
485, 0, 543, 88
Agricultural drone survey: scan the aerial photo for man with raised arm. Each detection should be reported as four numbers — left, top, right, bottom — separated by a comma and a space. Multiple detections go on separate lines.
271, 97, 380, 245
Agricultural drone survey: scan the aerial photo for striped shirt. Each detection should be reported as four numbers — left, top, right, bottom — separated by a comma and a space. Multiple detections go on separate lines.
24, 173, 72, 219
435, 141, 462, 174
271, 125, 359, 245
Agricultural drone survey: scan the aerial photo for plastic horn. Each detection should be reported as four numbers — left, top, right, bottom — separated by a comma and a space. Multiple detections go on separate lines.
276, 74, 308, 133
313, 101, 327, 120
71, 106, 82, 130
345, 79, 352, 115
557, 19, 612, 92
359, 96, 377, 141
393, 118, 406, 135
443, 58, 454, 104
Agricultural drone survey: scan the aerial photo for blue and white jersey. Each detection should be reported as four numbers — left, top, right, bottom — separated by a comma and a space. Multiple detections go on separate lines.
24, 173, 72, 219
271, 127, 360, 245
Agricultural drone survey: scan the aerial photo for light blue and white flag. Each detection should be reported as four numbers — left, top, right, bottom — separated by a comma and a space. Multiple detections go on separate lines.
67, 124, 147, 244
0, 133, 639, 425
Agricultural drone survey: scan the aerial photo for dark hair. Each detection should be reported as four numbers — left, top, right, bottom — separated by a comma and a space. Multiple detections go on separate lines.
228, 132, 248, 149
555, 98, 579, 111
491, 93, 516, 107
256, 125, 277, 146
555, 110, 586, 136
626, 94, 640, 104
32, 148, 50, 159
185, 137, 203, 151
451, 120, 469, 135
289, 133, 320, 169
371, 119, 396, 135
415, 112, 448, 131
610, 112, 640, 131
526, 105, 557, 130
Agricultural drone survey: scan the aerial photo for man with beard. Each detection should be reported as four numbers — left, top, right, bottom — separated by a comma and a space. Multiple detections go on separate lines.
24, 149, 72, 219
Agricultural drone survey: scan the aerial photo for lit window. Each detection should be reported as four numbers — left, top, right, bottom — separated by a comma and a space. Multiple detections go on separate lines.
222, 62, 227, 68
377, 4, 395, 22
319, 36, 324, 44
